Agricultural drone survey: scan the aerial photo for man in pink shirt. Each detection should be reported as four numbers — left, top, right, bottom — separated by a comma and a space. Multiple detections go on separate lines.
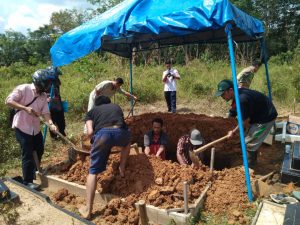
5, 69, 57, 190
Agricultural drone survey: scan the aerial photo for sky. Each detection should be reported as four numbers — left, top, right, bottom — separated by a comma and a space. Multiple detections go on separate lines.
0, 0, 95, 34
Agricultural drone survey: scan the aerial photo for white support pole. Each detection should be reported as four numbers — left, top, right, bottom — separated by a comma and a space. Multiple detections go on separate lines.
183, 181, 189, 214
210, 148, 215, 174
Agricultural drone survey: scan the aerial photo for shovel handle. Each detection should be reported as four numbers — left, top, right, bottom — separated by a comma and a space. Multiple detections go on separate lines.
193, 135, 229, 154
41, 118, 89, 155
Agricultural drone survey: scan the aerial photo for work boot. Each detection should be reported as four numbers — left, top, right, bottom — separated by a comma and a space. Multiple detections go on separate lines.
247, 151, 258, 168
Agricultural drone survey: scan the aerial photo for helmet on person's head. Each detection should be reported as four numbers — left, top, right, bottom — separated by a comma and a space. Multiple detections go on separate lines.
47, 66, 62, 76
32, 69, 55, 92
190, 129, 203, 146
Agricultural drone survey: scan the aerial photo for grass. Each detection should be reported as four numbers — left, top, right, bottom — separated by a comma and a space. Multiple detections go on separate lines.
0, 201, 20, 225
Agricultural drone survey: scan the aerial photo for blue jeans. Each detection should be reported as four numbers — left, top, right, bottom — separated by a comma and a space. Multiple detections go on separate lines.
89, 128, 131, 174
164, 91, 176, 113
15, 129, 44, 184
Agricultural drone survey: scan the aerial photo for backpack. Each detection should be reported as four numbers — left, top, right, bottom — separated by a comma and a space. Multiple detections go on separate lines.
8, 97, 38, 127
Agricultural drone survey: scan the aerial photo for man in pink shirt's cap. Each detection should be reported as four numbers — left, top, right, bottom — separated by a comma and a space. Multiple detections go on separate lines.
6, 69, 58, 190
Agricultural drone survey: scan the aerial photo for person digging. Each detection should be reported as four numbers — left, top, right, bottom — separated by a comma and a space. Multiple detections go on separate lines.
215, 79, 277, 168
5, 69, 58, 190
79, 95, 131, 219
176, 129, 205, 168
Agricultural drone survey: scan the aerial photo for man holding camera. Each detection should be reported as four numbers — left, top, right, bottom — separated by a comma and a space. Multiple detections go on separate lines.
162, 60, 180, 113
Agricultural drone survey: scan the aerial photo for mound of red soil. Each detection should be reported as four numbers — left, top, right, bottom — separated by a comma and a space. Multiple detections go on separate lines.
50, 112, 281, 224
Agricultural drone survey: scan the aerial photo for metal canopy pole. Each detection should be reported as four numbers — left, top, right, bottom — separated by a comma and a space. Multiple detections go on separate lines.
225, 23, 253, 201
260, 38, 272, 101
129, 51, 134, 116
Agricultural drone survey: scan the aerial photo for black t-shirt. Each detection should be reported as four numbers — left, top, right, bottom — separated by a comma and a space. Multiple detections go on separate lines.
238, 88, 277, 124
85, 103, 126, 133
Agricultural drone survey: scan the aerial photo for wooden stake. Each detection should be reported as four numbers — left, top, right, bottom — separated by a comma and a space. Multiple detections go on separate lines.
183, 182, 189, 214
137, 200, 148, 225
210, 148, 215, 175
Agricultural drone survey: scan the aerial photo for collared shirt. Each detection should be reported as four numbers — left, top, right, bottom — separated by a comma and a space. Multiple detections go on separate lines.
177, 135, 193, 165
162, 68, 180, 92
177, 135, 205, 165
87, 81, 126, 111
6, 83, 49, 135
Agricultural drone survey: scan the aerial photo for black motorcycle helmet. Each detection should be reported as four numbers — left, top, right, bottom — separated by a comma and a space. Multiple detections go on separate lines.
32, 69, 55, 92
47, 66, 62, 77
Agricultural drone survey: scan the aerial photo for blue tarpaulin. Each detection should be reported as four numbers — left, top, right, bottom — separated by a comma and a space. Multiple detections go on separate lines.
50, 0, 264, 67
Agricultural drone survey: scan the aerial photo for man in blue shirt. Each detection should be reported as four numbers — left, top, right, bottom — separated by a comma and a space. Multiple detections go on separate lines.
215, 79, 277, 167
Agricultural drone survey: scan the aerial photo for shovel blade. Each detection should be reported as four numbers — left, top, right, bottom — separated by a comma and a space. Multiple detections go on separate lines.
189, 151, 201, 168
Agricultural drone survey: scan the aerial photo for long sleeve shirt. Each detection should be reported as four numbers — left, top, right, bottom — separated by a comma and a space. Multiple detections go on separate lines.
5, 83, 49, 135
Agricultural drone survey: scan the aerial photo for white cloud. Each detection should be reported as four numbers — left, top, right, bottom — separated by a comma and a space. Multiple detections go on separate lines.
5, 4, 66, 33
1, 0, 94, 34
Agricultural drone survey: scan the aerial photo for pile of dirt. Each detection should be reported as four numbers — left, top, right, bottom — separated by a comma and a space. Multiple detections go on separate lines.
205, 167, 255, 223
49, 112, 281, 224
55, 154, 256, 224
61, 153, 211, 206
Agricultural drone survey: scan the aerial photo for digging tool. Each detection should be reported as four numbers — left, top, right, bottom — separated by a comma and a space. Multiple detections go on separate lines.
252, 171, 275, 197
40, 118, 89, 156
189, 134, 230, 168
56, 131, 90, 155
125, 100, 137, 120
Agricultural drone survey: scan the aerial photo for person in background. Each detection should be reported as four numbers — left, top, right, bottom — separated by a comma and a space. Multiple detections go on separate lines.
47, 66, 66, 138
162, 60, 180, 113
79, 95, 131, 219
5, 69, 57, 190
144, 118, 168, 160
177, 129, 205, 168
237, 60, 262, 88
215, 79, 277, 168
87, 77, 138, 111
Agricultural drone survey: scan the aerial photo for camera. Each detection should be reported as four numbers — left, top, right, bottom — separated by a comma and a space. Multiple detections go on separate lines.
167, 70, 173, 78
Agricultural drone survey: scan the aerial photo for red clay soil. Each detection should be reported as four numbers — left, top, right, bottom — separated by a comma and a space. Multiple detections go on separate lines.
49, 112, 282, 224
126, 113, 239, 164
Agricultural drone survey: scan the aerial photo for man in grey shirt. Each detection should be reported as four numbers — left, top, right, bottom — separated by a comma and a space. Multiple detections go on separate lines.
87, 77, 138, 111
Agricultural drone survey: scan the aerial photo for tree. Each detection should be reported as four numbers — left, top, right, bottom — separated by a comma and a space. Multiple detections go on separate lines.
26, 25, 57, 64
0, 31, 28, 66
87, 0, 123, 14
50, 9, 89, 34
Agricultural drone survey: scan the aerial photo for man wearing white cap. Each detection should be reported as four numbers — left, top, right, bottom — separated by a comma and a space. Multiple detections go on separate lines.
176, 129, 205, 167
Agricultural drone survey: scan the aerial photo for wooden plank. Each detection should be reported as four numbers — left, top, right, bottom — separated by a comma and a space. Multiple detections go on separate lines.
36, 173, 116, 204
192, 182, 211, 217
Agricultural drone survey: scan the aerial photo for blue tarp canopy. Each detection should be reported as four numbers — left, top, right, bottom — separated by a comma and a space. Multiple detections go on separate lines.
50, 0, 264, 67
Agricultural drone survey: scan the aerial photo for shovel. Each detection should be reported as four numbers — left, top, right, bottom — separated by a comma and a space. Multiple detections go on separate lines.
189, 134, 230, 168
40, 118, 90, 163
125, 100, 137, 120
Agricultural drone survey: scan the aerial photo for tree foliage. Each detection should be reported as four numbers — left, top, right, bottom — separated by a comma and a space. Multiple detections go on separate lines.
0, 0, 299, 67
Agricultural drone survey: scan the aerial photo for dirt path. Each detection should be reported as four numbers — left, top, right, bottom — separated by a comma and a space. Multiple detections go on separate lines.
1, 180, 89, 225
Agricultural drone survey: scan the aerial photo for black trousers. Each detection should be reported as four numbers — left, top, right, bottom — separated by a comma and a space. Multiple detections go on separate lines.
15, 129, 44, 184
164, 91, 176, 113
